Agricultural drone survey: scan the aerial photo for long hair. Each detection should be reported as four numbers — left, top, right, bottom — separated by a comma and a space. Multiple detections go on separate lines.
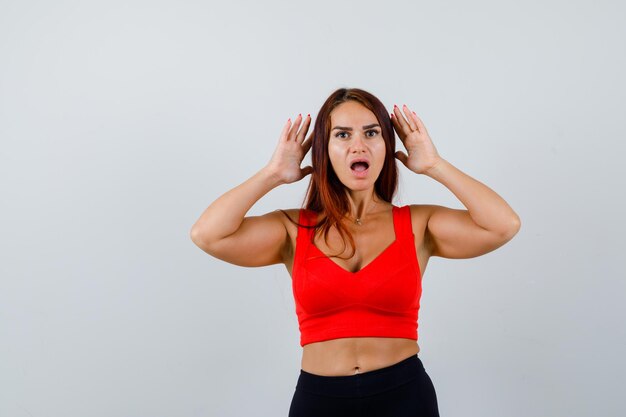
282, 87, 398, 259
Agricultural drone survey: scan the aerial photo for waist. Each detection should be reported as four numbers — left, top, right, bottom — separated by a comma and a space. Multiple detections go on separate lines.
301, 336, 419, 376
296, 350, 424, 398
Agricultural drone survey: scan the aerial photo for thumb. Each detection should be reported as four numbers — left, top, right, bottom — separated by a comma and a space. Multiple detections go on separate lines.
395, 151, 408, 168
300, 165, 313, 177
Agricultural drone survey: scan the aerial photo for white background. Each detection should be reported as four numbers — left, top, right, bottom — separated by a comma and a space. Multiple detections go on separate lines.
1, 0, 624, 416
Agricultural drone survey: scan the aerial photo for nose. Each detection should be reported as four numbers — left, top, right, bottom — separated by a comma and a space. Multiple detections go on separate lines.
350, 133, 367, 153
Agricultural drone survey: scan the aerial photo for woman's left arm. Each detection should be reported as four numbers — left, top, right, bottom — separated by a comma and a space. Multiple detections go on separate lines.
421, 158, 521, 259
392, 104, 521, 259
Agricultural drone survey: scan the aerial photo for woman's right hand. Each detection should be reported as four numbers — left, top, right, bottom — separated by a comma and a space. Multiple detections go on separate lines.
265, 114, 314, 185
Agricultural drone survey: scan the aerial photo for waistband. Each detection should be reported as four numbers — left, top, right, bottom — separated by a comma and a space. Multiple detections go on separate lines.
295, 353, 424, 398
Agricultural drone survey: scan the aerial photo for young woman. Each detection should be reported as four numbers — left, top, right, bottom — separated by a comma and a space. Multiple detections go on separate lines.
190, 88, 521, 416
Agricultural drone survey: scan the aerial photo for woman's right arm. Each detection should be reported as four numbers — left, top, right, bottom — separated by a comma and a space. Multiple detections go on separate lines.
190, 114, 312, 267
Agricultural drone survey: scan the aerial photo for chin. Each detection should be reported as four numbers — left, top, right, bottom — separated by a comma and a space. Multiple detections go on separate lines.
339, 177, 378, 192
334, 168, 382, 191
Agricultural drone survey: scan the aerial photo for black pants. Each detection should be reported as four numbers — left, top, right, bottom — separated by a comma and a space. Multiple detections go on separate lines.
288, 353, 440, 417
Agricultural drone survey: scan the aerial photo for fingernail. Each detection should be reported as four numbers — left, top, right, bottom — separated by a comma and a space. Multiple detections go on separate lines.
412, 111, 416, 115
307, 113, 310, 117
394, 104, 398, 108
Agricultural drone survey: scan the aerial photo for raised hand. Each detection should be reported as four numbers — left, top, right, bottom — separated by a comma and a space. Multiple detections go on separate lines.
265, 114, 314, 184
391, 104, 443, 175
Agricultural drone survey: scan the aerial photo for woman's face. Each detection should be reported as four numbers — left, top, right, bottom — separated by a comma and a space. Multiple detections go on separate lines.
328, 101, 386, 191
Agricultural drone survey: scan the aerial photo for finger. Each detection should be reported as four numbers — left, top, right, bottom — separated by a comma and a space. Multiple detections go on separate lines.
411, 111, 428, 134
395, 150, 408, 167
390, 112, 400, 131
280, 118, 292, 141
288, 114, 303, 141
402, 104, 419, 132
392, 105, 411, 133
390, 112, 406, 143
302, 133, 313, 154
296, 114, 311, 143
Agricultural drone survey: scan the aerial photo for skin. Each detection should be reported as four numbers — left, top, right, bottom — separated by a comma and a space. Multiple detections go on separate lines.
190, 100, 521, 376
327, 101, 387, 214
295, 102, 421, 375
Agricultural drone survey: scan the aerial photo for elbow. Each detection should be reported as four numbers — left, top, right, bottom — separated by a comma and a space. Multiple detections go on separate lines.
511, 214, 521, 233
190, 226, 199, 243
190, 226, 209, 248
190, 228, 215, 255
501, 215, 521, 240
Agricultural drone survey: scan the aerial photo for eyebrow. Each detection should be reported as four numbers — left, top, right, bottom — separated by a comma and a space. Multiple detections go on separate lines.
331, 123, 380, 131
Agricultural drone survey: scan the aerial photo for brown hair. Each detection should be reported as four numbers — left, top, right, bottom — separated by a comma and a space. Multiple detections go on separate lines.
281, 87, 398, 259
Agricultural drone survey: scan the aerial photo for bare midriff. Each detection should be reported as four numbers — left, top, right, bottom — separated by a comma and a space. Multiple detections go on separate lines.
301, 336, 420, 376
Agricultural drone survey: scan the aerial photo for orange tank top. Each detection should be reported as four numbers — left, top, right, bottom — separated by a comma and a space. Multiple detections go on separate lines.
291, 204, 422, 347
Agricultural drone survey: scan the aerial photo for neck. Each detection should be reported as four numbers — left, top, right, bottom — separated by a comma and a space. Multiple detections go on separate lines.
345, 188, 379, 221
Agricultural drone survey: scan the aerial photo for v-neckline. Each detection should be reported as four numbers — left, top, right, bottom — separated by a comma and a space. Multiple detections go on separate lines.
309, 206, 398, 275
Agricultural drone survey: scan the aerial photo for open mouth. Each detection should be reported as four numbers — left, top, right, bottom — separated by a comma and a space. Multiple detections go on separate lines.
350, 161, 370, 177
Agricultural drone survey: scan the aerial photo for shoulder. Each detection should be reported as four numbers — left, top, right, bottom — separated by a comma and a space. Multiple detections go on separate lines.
273, 208, 312, 234
406, 203, 462, 224
275, 208, 300, 222
404, 204, 436, 224
279, 207, 323, 223
270, 208, 299, 234
404, 204, 461, 255
273, 208, 320, 261
404, 204, 438, 243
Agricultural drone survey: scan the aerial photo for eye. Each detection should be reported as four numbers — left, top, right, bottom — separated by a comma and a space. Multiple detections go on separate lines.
333, 129, 380, 139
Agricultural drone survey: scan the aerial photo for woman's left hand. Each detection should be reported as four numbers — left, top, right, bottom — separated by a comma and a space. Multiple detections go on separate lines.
391, 104, 443, 175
